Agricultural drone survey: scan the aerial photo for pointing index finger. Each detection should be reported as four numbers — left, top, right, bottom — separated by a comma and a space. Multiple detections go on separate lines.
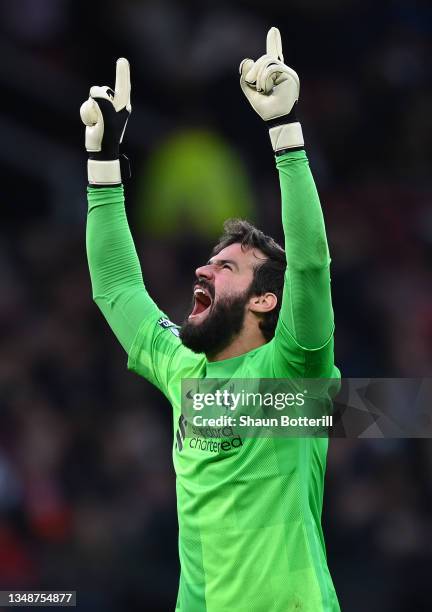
114, 57, 131, 111
266, 27, 283, 62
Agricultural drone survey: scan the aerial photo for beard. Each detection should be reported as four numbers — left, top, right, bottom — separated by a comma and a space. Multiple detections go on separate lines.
179, 289, 250, 357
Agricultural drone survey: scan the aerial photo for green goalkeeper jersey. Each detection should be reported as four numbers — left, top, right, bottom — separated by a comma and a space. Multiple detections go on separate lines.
87, 150, 340, 611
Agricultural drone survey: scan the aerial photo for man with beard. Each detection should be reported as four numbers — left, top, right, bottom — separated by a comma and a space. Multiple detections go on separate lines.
82, 27, 340, 612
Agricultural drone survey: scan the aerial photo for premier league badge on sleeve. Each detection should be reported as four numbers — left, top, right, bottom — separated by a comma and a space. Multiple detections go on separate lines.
157, 317, 180, 336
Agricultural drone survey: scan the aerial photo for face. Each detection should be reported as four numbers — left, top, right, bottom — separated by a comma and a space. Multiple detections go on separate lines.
180, 243, 267, 356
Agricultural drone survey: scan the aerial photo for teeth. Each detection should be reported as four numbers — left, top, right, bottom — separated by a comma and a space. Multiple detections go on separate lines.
194, 288, 206, 296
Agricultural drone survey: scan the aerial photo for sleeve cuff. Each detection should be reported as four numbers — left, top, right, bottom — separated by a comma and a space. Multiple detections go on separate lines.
269, 122, 304, 152
88, 159, 121, 185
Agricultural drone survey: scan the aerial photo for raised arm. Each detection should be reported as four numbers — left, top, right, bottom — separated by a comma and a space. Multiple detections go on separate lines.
81, 58, 157, 353
240, 27, 334, 370
80, 59, 186, 393
86, 184, 160, 353
276, 150, 333, 349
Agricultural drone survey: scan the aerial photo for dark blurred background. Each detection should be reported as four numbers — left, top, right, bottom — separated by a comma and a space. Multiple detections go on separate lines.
0, 1, 431, 610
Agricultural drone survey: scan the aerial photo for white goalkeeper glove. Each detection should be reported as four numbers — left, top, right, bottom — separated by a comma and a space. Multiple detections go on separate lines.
240, 27, 303, 153
80, 58, 131, 185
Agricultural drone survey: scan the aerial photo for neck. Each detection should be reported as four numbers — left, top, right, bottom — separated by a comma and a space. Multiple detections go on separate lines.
207, 327, 267, 362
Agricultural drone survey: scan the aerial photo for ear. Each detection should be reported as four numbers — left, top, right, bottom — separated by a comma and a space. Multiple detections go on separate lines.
248, 293, 278, 314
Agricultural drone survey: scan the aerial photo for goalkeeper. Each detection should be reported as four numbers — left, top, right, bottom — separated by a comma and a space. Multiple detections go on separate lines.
81, 27, 340, 612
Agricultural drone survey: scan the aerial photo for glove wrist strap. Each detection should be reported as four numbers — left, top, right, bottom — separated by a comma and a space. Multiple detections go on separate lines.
88, 159, 121, 186
269, 122, 304, 153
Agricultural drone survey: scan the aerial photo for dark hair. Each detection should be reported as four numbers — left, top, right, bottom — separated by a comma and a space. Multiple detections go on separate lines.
212, 219, 286, 341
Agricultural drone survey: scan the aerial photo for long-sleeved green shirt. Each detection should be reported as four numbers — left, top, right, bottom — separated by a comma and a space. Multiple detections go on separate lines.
86, 149, 340, 611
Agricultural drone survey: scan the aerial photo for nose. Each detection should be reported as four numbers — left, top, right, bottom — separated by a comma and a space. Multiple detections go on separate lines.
195, 264, 214, 282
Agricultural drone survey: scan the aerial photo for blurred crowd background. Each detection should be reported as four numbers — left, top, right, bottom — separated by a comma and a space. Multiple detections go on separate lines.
1, 0, 431, 610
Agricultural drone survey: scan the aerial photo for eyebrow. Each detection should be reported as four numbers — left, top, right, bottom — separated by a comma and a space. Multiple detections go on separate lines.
207, 258, 239, 271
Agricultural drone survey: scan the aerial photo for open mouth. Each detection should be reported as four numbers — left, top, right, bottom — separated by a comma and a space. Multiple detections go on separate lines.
189, 286, 213, 320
